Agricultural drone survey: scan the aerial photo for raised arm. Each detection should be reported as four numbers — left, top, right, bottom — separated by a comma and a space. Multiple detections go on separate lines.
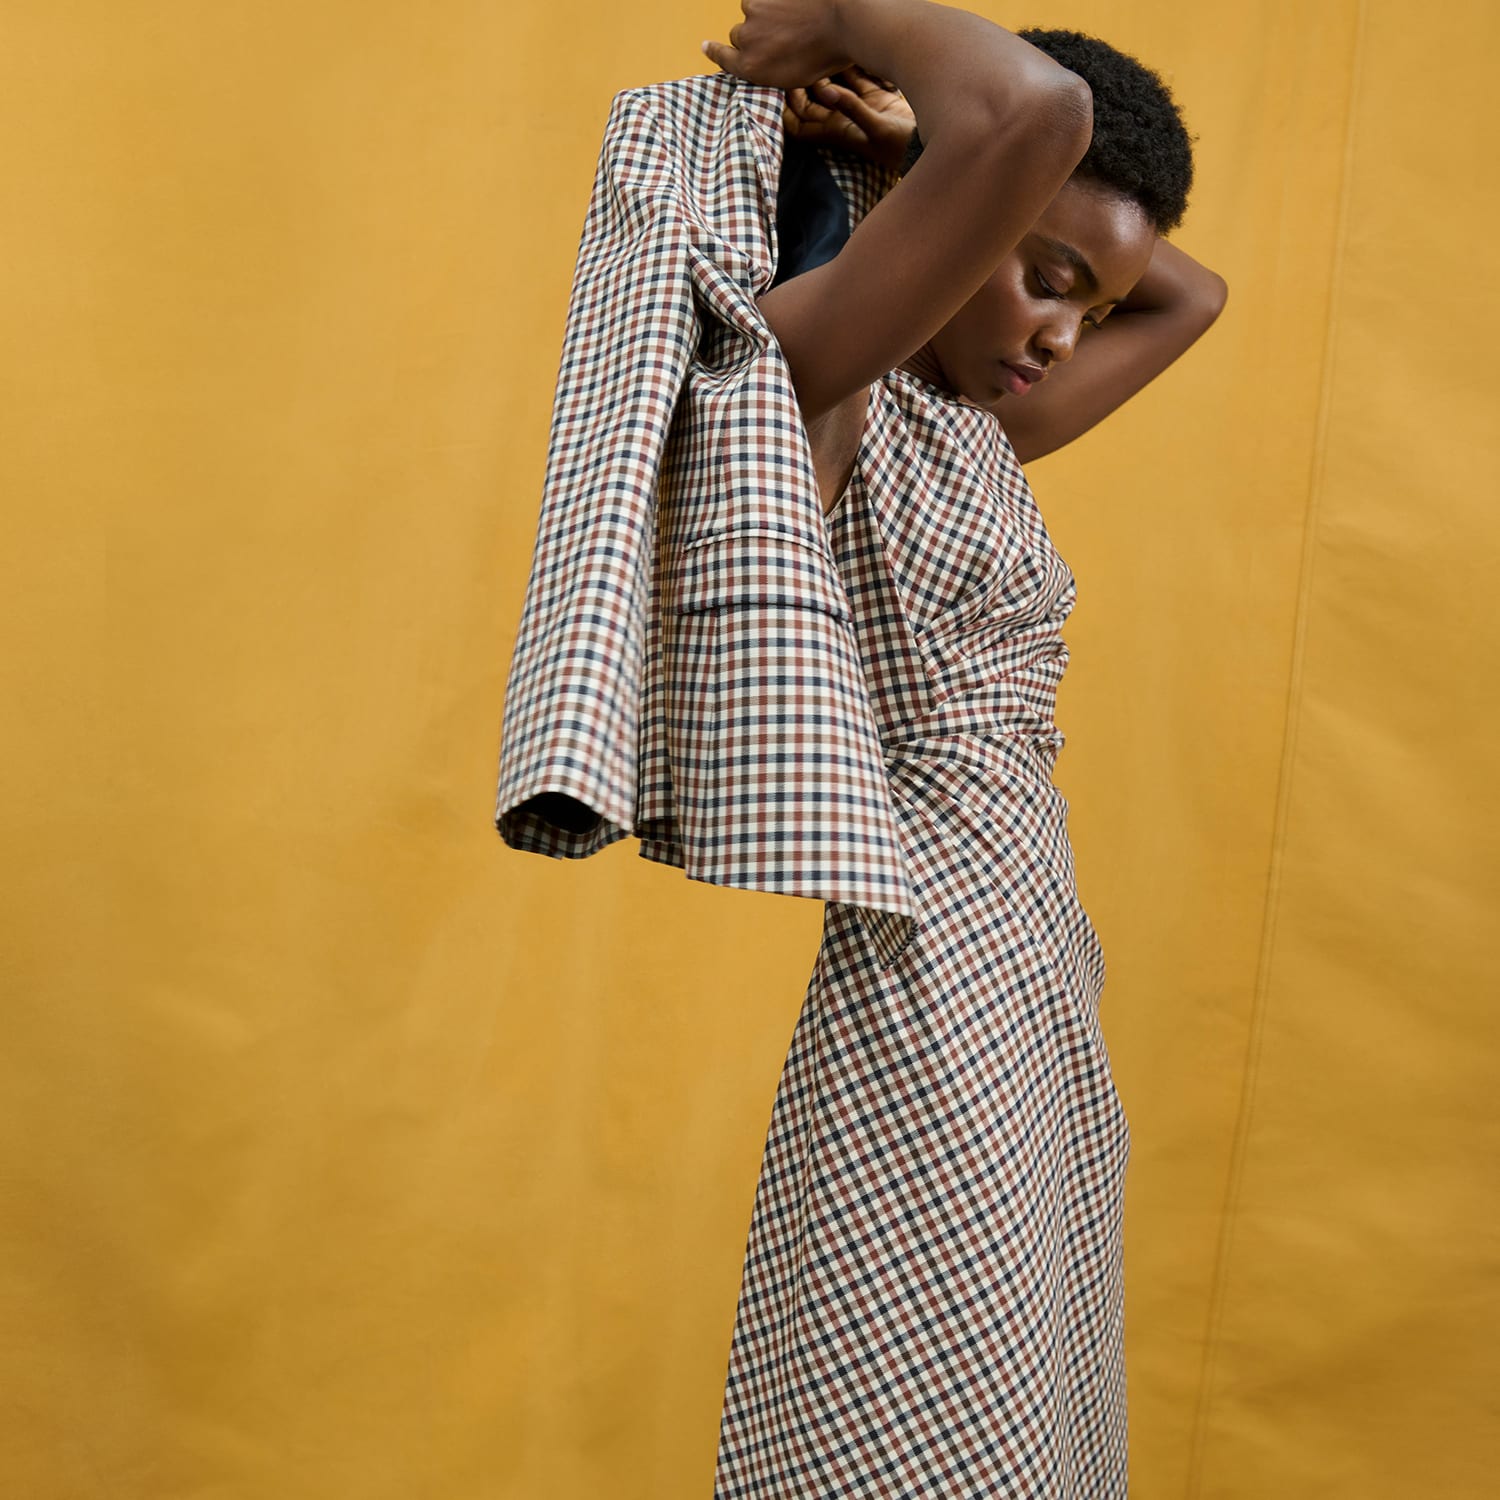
704, 0, 1093, 422
777, 61, 1228, 463
996, 236, 1227, 463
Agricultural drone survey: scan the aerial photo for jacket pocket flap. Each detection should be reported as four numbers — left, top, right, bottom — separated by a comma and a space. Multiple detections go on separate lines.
665, 527, 852, 620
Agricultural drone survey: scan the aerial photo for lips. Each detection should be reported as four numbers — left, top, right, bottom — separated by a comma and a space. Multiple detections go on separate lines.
1000, 361, 1046, 397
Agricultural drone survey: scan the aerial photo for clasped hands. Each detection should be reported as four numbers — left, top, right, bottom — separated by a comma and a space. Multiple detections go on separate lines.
703, 0, 917, 171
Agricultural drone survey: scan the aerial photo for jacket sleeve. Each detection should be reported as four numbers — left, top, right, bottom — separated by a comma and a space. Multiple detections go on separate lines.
494, 88, 692, 857
495, 77, 920, 968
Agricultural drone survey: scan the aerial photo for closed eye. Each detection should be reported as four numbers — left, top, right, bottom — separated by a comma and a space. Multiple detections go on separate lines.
1038, 267, 1108, 331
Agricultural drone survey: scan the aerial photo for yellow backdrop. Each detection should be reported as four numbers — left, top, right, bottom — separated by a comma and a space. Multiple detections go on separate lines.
6, 2, 1497, 1496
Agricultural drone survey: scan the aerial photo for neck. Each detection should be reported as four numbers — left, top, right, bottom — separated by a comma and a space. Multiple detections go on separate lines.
898, 343, 950, 391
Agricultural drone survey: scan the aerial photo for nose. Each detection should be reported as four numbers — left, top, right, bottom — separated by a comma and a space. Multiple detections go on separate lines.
1035, 312, 1085, 367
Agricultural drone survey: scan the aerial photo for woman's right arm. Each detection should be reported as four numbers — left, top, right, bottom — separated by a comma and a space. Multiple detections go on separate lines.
704, 0, 1092, 421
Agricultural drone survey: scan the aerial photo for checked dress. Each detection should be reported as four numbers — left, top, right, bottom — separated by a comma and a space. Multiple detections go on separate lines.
714, 365, 1130, 1498
489, 69, 1130, 1497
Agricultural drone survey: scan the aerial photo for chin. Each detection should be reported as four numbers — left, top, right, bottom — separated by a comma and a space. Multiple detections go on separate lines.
952, 377, 1003, 409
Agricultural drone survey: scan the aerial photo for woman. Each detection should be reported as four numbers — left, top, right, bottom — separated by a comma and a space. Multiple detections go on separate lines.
698, 2, 1226, 1496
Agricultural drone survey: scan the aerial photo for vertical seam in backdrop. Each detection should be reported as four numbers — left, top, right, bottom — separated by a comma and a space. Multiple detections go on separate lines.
1181, 1, 1369, 1492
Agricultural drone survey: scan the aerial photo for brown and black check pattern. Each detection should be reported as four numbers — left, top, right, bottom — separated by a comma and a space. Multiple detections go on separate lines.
495, 75, 917, 961
495, 73, 1128, 1497
715, 370, 1128, 1497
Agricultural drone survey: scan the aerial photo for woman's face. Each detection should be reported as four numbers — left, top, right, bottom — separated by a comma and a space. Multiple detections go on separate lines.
918, 178, 1158, 408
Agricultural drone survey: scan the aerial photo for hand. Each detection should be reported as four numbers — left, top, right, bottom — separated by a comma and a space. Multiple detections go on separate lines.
701, 0, 852, 89
783, 65, 917, 171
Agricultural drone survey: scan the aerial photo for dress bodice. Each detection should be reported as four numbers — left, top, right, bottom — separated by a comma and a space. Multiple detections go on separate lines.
826, 367, 1079, 768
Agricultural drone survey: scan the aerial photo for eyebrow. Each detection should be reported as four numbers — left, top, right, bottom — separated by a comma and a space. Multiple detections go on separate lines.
1036, 235, 1115, 301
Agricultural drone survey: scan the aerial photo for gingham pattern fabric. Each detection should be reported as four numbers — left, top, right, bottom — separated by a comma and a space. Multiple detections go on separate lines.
494, 71, 1130, 1494
493, 75, 919, 961
714, 369, 1129, 1498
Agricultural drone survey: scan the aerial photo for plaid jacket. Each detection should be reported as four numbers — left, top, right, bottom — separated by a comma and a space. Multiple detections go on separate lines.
494, 73, 919, 965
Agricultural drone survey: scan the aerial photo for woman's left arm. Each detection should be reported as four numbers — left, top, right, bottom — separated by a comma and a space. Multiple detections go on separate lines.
990, 236, 1228, 464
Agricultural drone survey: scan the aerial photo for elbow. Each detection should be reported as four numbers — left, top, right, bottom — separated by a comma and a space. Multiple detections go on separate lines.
1044, 68, 1095, 144
1200, 271, 1229, 326
964, 64, 1091, 178
1011, 64, 1094, 159
1174, 266, 1228, 333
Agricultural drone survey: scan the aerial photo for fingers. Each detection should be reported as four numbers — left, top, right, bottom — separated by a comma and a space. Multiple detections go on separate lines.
840, 65, 890, 97
785, 83, 855, 132
783, 115, 869, 149
783, 83, 870, 149
701, 38, 745, 77
832, 64, 901, 98
702, 16, 750, 76
785, 83, 833, 123
807, 78, 886, 138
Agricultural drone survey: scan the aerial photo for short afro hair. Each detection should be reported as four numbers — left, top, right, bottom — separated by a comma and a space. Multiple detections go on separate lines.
899, 29, 1195, 234
1020, 28, 1194, 233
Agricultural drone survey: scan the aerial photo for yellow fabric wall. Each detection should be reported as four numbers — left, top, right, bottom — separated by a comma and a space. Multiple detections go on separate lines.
5, 2, 1496, 1495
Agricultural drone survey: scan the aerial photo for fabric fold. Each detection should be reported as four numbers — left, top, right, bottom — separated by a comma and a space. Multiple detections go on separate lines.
495, 73, 918, 961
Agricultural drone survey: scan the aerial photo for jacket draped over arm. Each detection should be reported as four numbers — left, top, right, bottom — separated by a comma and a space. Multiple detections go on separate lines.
494, 74, 917, 968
